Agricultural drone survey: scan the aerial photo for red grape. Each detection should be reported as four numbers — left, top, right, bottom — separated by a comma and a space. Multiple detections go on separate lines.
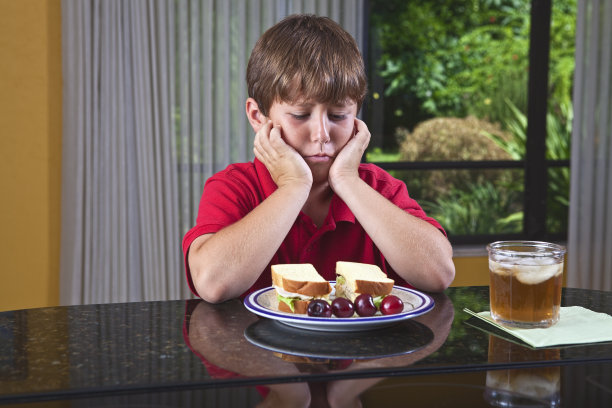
307, 299, 332, 317
354, 294, 377, 317
331, 297, 355, 317
380, 295, 404, 315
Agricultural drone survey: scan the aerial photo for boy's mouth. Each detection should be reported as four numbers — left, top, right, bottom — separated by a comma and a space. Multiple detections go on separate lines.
304, 154, 332, 163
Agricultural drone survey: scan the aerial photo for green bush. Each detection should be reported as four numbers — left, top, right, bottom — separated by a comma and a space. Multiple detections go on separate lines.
398, 116, 513, 161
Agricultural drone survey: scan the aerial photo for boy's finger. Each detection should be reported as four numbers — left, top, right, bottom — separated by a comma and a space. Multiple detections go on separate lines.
268, 125, 287, 150
253, 142, 270, 163
269, 124, 281, 139
254, 121, 273, 149
353, 118, 371, 146
354, 118, 368, 134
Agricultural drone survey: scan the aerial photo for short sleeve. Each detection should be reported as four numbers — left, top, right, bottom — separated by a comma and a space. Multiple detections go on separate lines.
181, 165, 263, 297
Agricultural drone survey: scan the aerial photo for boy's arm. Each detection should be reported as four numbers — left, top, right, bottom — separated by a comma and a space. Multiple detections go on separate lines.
188, 122, 312, 303
329, 119, 455, 292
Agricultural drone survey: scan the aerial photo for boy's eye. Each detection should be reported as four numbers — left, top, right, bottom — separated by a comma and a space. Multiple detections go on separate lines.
329, 114, 347, 121
288, 112, 348, 121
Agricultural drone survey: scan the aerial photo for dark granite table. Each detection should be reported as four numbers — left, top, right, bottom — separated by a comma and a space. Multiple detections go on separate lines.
1, 286, 612, 407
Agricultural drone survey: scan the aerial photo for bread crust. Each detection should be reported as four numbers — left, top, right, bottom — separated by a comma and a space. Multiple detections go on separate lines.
273, 353, 331, 364
353, 279, 394, 296
272, 269, 331, 296
278, 299, 310, 314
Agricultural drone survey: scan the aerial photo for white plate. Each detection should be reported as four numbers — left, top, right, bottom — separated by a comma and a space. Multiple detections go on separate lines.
243, 283, 434, 332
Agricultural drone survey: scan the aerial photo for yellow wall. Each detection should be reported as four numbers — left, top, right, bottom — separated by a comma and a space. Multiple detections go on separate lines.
0, 0, 62, 312
451, 256, 490, 287
0, 0, 489, 312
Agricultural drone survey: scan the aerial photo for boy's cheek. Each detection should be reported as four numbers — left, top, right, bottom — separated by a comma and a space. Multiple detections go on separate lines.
277, 124, 303, 144
278, 131, 301, 150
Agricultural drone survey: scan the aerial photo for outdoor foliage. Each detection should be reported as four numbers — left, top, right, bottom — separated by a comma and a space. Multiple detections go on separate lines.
370, 0, 576, 132
370, 0, 531, 133
427, 182, 523, 235
484, 99, 572, 233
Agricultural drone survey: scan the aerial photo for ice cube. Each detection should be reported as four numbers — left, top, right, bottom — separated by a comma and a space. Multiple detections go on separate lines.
489, 260, 513, 276
514, 263, 563, 285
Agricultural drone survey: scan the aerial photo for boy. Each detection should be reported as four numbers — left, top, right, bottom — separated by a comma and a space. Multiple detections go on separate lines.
182, 14, 455, 303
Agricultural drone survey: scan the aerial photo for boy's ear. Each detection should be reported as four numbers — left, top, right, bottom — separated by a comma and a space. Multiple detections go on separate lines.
245, 98, 267, 132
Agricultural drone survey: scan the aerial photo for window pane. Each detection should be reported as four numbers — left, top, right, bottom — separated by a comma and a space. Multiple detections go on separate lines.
547, 0, 575, 163
544, 0, 575, 237
547, 166, 570, 235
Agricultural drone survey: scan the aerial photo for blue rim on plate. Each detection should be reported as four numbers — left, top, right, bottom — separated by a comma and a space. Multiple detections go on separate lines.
244, 283, 435, 331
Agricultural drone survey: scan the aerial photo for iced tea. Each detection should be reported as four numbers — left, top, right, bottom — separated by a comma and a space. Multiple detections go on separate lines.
487, 241, 566, 328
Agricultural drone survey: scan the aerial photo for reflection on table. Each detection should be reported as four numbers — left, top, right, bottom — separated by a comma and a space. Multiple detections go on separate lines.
485, 335, 561, 407
185, 293, 453, 406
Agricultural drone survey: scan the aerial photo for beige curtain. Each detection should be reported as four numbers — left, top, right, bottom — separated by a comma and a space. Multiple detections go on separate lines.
60, 0, 364, 305
567, 0, 612, 290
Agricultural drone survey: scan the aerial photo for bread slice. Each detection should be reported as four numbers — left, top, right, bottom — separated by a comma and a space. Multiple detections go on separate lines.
277, 298, 310, 314
335, 261, 394, 301
271, 264, 331, 297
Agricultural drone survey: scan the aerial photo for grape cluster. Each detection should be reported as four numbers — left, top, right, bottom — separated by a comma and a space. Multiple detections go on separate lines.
307, 294, 403, 318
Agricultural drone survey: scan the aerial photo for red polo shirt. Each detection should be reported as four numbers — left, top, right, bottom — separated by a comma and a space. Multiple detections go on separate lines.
182, 159, 445, 299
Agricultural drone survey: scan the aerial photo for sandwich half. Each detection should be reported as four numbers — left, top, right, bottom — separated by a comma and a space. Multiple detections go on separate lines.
272, 264, 332, 314
335, 261, 394, 301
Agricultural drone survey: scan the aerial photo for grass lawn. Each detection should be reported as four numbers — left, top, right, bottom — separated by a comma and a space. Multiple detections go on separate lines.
366, 147, 401, 162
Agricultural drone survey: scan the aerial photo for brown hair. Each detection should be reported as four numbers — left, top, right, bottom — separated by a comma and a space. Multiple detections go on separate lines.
246, 14, 367, 116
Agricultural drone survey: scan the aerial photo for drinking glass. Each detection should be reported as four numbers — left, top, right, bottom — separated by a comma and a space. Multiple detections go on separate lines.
487, 241, 566, 329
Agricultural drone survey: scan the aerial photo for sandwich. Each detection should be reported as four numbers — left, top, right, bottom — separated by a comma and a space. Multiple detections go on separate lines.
272, 264, 332, 314
272, 353, 354, 370
334, 261, 394, 301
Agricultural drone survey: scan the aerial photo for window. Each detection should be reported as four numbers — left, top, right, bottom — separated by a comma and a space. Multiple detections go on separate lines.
363, 0, 574, 245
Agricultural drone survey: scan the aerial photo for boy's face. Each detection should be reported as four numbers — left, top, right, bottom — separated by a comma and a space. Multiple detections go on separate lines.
266, 98, 358, 176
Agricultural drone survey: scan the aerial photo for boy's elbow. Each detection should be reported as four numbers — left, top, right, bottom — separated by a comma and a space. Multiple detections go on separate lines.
436, 259, 456, 291
190, 259, 233, 304
437, 238, 456, 290
188, 237, 235, 303
192, 267, 233, 304
200, 289, 232, 305
424, 257, 455, 293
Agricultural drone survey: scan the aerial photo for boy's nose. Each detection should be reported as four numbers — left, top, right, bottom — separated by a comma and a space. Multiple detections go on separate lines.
312, 114, 330, 145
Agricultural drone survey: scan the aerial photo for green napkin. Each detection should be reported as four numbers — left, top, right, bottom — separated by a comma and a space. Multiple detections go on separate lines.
464, 307, 612, 348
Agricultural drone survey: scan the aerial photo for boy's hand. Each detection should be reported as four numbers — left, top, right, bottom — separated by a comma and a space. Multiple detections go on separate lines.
253, 121, 313, 189
329, 118, 370, 191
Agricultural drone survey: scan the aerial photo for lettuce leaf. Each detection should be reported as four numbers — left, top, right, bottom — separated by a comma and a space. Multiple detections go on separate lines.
373, 295, 385, 309
277, 294, 299, 312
